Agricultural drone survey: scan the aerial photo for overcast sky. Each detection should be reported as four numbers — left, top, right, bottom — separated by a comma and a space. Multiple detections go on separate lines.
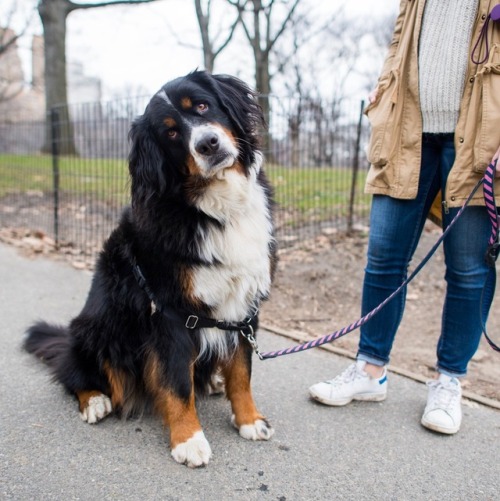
3, 0, 398, 99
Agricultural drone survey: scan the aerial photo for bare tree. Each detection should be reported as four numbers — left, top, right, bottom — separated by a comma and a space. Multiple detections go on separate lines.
38, 0, 161, 154
278, 7, 398, 167
228, 0, 301, 155
0, 2, 35, 56
0, 28, 24, 103
279, 32, 307, 167
356, 11, 398, 95
271, 4, 360, 167
275, 6, 334, 166
0, 24, 19, 57
194, 0, 241, 72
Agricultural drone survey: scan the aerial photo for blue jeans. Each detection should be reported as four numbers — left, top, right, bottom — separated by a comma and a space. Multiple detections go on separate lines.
358, 133, 491, 377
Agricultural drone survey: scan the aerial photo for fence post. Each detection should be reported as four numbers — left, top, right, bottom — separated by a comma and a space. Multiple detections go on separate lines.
347, 99, 365, 235
50, 108, 60, 249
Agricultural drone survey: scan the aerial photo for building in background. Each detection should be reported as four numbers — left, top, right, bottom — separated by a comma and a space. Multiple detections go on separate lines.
0, 29, 101, 122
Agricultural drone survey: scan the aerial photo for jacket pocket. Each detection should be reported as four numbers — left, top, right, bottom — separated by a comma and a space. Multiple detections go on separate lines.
473, 43, 500, 172
364, 70, 400, 167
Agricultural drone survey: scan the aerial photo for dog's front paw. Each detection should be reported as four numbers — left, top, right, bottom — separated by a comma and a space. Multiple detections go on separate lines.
171, 431, 212, 468
80, 394, 112, 424
231, 415, 274, 441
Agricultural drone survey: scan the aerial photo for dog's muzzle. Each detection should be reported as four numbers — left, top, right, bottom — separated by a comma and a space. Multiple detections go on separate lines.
190, 126, 238, 173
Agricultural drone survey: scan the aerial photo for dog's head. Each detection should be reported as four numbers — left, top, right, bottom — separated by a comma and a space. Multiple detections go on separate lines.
128, 71, 265, 208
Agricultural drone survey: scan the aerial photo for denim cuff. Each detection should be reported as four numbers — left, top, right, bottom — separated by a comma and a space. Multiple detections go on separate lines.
436, 365, 466, 378
357, 352, 388, 367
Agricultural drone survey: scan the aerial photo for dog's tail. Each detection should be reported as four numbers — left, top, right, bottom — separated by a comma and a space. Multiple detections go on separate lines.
24, 321, 108, 399
24, 321, 70, 368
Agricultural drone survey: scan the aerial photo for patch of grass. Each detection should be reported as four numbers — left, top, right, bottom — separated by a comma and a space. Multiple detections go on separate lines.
0, 154, 129, 205
266, 164, 371, 222
0, 155, 371, 225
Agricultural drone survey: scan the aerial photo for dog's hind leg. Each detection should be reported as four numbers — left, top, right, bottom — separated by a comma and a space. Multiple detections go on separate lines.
24, 322, 113, 424
144, 351, 212, 468
222, 343, 274, 441
65, 351, 114, 424
77, 361, 137, 423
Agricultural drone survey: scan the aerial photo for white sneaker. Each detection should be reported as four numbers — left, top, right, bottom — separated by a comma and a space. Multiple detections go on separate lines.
309, 360, 387, 406
421, 374, 462, 435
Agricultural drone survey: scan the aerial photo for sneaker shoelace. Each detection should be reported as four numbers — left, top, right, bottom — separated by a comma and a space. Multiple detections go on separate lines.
326, 364, 363, 386
426, 380, 461, 411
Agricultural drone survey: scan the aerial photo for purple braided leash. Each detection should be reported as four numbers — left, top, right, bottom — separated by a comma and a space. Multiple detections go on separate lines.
483, 160, 499, 246
260, 161, 499, 360
481, 159, 500, 352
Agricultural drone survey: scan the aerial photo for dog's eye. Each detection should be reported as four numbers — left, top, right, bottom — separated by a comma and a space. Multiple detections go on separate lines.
167, 130, 179, 139
196, 103, 209, 114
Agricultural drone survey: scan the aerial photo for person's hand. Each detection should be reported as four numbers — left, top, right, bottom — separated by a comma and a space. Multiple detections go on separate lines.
368, 87, 379, 104
493, 145, 500, 177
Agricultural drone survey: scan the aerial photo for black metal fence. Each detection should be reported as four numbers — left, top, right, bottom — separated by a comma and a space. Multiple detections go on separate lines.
0, 95, 371, 266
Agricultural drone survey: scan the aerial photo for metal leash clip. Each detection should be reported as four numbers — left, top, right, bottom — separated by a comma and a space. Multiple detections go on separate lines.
239, 324, 263, 360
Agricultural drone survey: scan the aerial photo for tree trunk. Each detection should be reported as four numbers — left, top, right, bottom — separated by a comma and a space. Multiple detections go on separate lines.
194, 0, 214, 72
256, 58, 272, 159
39, 0, 77, 155
38, 0, 160, 155
239, 0, 302, 162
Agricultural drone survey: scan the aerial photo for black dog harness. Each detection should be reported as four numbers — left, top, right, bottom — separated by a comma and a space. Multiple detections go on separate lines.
131, 259, 263, 358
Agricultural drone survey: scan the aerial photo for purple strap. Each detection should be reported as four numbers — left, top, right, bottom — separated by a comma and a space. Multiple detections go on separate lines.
472, 17, 491, 64
260, 161, 500, 360
481, 160, 500, 352
483, 159, 499, 246
471, 5, 500, 65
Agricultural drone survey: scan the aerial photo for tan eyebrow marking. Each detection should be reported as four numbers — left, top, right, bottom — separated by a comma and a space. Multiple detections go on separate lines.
164, 117, 177, 128
181, 97, 192, 109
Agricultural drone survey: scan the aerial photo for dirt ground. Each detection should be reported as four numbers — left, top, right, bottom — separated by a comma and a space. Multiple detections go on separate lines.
2, 221, 499, 404
259, 222, 500, 404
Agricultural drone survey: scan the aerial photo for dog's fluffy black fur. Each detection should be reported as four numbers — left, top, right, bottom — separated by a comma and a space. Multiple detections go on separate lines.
24, 70, 277, 468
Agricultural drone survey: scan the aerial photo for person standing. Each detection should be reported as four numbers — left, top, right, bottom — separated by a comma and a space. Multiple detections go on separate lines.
309, 0, 500, 435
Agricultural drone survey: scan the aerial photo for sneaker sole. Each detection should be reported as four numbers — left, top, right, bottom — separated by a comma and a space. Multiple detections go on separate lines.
420, 417, 460, 435
309, 390, 387, 407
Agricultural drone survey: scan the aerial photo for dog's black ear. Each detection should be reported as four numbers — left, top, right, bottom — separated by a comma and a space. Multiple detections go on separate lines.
128, 115, 167, 205
209, 73, 266, 139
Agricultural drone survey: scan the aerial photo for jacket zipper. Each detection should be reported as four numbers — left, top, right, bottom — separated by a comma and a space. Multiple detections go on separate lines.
442, 200, 449, 214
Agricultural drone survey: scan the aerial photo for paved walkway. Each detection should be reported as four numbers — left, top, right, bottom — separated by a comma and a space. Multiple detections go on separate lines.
1, 243, 498, 500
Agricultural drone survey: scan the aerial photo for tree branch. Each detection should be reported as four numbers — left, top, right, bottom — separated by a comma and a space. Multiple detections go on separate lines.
0, 30, 19, 56
267, 0, 301, 53
213, 10, 242, 58
0, 3, 36, 56
67, 0, 161, 13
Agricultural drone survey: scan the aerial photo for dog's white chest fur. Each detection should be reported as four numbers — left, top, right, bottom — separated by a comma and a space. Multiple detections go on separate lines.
192, 158, 272, 336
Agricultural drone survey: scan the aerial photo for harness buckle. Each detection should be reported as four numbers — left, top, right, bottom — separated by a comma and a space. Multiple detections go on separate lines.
185, 315, 199, 329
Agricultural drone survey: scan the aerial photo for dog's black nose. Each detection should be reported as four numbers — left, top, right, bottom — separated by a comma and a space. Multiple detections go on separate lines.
195, 133, 220, 155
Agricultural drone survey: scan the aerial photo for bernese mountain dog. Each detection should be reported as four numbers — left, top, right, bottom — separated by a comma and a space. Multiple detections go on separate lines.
24, 70, 277, 468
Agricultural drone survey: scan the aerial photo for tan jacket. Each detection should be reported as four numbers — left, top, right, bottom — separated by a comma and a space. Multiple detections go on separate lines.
364, 0, 500, 217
